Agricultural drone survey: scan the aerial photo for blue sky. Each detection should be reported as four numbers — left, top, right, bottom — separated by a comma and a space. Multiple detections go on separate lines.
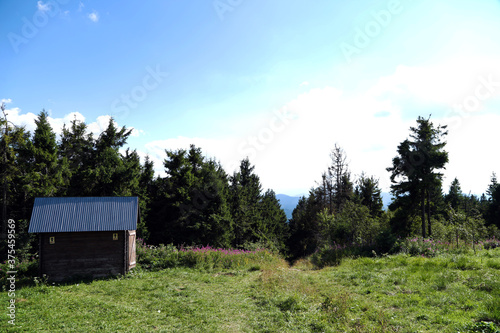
2, 0, 500, 196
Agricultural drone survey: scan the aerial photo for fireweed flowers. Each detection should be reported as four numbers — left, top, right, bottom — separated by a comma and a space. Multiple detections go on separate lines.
136, 240, 278, 271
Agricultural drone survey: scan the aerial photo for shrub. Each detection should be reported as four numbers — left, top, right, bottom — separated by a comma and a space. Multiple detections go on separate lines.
395, 237, 453, 257
482, 238, 500, 250
310, 243, 363, 268
0, 256, 39, 289
373, 229, 397, 254
136, 239, 281, 271
311, 245, 343, 268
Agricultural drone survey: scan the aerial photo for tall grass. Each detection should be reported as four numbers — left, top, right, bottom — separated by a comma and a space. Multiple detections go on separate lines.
308, 237, 500, 269
136, 239, 282, 271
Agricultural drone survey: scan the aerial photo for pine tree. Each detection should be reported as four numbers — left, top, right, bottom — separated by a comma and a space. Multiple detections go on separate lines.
354, 173, 384, 217
229, 158, 263, 246
486, 173, 500, 227
90, 118, 132, 196
0, 103, 30, 237
59, 117, 94, 196
445, 178, 464, 210
287, 189, 324, 258
328, 144, 353, 212
196, 158, 234, 247
387, 116, 448, 237
259, 189, 289, 252
136, 155, 154, 239
26, 110, 67, 197
149, 145, 234, 247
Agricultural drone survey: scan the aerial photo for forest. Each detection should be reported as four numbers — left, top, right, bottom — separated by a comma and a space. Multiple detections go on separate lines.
1, 102, 499, 261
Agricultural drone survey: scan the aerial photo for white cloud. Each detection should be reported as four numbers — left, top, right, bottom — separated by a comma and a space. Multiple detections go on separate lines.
137, 86, 408, 194
243, 86, 409, 194
5, 56, 499, 196
368, 56, 500, 107
1, 98, 12, 105
47, 112, 86, 135
442, 113, 500, 195
37, 1, 50, 12
86, 115, 113, 135
300, 81, 310, 87
4, 107, 127, 140
88, 11, 99, 22
137, 59, 500, 196
3, 107, 39, 133
130, 128, 145, 137
144, 136, 236, 177
78, 2, 84, 12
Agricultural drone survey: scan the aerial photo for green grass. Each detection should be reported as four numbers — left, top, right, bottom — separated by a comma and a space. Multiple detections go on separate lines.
2, 249, 500, 332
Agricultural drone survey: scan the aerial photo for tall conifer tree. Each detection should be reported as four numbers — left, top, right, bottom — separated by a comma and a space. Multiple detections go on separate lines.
387, 116, 448, 237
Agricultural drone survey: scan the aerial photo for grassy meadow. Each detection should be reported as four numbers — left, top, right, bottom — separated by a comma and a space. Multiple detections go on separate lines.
1, 243, 500, 332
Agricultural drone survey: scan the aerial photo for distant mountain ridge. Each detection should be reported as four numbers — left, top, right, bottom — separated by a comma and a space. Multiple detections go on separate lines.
277, 193, 393, 220
276, 194, 302, 220
381, 192, 393, 210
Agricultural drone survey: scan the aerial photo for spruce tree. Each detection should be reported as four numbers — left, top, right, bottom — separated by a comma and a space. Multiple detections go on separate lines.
27, 110, 67, 197
445, 178, 464, 210
287, 189, 324, 258
0, 104, 30, 236
387, 116, 448, 237
328, 144, 353, 212
91, 118, 132, 196
59, 117, 94, 196
354, 173, 384, 217
259, 189, 289, 252
486, 173, 500, 227
230, 158, 263, 246
149, 145, 234, 247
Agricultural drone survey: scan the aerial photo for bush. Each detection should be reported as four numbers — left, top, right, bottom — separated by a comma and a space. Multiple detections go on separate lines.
310, 243, 362, 268
395, 237, 453, 257
0, 256, 39, 289
482, 238, 500, 250
136, 239, 281, 271
374, 229, 397, 254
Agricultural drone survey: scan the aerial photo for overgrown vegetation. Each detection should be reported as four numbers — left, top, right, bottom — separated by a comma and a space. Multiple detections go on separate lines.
136, 239, 281, 271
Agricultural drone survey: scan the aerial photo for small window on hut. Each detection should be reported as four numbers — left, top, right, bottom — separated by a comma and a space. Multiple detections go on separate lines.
49, 236, 55, 244
113, 233, 118, 240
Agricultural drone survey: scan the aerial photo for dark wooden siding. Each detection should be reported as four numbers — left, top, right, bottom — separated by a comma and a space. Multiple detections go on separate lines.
40, 231, 126, 281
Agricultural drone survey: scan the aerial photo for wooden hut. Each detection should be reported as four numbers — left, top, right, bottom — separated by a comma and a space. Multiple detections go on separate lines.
28, 197, 139, 281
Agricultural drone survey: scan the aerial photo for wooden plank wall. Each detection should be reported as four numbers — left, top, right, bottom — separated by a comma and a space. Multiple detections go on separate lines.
40, 231, 126, 281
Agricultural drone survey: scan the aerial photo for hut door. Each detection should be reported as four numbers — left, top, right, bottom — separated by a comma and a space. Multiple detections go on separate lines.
128, 230, 136, 268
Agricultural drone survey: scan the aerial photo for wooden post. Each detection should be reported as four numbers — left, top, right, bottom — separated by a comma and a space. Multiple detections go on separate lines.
123, 230, 127, 275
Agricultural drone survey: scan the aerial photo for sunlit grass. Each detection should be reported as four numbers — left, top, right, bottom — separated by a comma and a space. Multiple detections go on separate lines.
1, 247, 499, 332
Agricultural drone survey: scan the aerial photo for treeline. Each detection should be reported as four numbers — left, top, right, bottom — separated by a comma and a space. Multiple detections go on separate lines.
1, 106, 499, 260
288, 116, 500, 259
0, 108, 288, 258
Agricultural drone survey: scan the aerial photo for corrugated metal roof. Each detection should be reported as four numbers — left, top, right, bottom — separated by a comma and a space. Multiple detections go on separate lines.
28, 197, 139, 233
